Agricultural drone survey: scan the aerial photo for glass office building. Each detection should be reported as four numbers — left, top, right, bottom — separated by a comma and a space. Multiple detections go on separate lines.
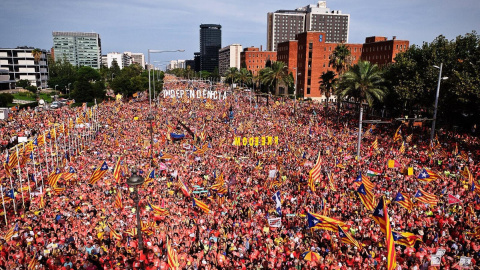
52, 32, 102, 69
199, 24, 221, 73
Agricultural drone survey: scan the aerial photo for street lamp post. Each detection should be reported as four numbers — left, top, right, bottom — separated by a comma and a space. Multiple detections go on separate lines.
127, 168, 145, 250
430, 63, 448, 144
293, 67, 298, 114
148, 49, 185, 110
68, 83, 71, 97
55, 85, 58, 92
147, 114, 155, 163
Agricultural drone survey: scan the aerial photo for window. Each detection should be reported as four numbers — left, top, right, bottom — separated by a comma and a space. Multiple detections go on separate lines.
307, 87, 311, 95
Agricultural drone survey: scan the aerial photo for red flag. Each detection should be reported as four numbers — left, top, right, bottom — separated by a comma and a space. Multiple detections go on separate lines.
447, 194, 462, 205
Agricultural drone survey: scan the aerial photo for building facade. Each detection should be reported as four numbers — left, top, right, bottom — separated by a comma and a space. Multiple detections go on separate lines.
267, 1, 349, 51
128, 52, 145, 68
200, 24, 222, 72
276, 31, 408, 101
361, 36, 409, 66
52, 31, 102, 69
240, 47, 277, 76
218, 44, 243, 76
0, 47, 49, 89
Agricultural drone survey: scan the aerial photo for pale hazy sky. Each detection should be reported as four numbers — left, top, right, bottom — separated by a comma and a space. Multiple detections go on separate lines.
1, 0, 478, 64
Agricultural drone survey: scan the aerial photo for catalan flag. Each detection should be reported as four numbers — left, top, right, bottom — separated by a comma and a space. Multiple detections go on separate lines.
178, 179, 190, 197
27, 256, 38, 270
47, 168, 63, 187
320, 197, 328, 216
148, 201, 168, 216
38, 195, 46, 209
125, 228, 137, 237
144, 169, 155, 185
399, 140, 406, 154
114, 190, 123, 209
53, 186, 65, 195
159, 152, 173, 160
355, 172, 374, 190
406, 134, 413, 143
393, 125, 402, 142
3, 161, 13, 178
414, 188, 438, 206
327, 172, 336, 191
36, 134, 45, 147
466, 227, 480, 239
392, 231, 422, 247
88, 161, 109, 185
7, 151, 18, 169
417, 168, 441, 182
167, 237, 179, 270
356, 183, 375, 211
309, 153, 322, 191
338, 225, 362, 249
193, 143, 208, 155
335, 158, 345, 169
141, 221, 156, 235
193, 197, 211, 214
394, 191, 413, 211
372, 197, 397, 270
108, 225, 122, 240
63, 167, 76, 182
306, 212, 348, 232
371, 137, 378, 150
3, 223, 18, 241
113, 157, 123, 184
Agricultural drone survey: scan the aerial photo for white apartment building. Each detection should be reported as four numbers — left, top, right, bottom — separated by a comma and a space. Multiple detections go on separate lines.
0, 47, 49, 89
218, 44, 242, 76
267, 1, 349, 51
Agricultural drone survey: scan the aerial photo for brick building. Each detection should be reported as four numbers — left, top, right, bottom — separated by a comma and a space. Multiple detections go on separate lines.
240, 47, 277, 76
362, 36, 409, 66
277, 32, 409, 101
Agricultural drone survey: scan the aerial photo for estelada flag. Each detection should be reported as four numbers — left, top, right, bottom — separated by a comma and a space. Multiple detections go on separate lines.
447, 194, 462, 205
88, 161, 109, 185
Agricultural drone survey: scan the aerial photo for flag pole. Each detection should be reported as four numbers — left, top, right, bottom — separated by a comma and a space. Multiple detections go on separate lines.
1, 187, 7, 225
15, 146, 26, 208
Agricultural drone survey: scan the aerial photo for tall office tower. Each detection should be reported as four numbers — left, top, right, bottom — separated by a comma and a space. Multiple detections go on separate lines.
267, 1, 349, 51
199, 24, 222, 72
52, 31, 102, 69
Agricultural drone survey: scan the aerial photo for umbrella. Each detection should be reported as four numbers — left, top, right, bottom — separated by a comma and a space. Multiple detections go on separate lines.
301, 251, 321, 261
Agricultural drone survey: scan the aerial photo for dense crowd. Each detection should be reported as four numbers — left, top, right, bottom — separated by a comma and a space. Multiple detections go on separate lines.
0, 77, 479, 269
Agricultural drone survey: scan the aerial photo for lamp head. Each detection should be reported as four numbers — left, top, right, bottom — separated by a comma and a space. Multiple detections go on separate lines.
127, 168, 145, 187
442, 77, 448, 80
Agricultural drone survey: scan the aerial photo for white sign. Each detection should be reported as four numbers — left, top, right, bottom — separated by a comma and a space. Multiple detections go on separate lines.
18, 137, 28, 143
436, 248, 446, 256
163, 89, 227, 100
459, 256, 472, 268
268, 218, 282, 228
268, 170, 277, 179
430, 255, 441, 266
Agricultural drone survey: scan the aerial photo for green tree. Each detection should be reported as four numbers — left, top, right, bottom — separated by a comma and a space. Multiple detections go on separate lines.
16, 79, 31, 88
320, 71, 337, 114
224, 67, 239, 85
237, 68, 253, 87
71, 67, 104, 102
0, 93, 14, 107
110, 63, 147, 98
47, 56, 77, 93
329, 43, 352, 115
260, 61, 291, 95
336, 60, 386, 110
383, 31, 480, 129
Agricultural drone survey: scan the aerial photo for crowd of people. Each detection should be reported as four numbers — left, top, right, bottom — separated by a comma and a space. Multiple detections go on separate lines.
0, 76, 479, 269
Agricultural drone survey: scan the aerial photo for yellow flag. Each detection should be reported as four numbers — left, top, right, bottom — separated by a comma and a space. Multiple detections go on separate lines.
407, 167, 414, 176
388, 160, 395, 168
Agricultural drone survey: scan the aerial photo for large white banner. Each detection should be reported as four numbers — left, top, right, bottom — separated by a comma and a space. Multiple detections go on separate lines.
163, 89, 227, 100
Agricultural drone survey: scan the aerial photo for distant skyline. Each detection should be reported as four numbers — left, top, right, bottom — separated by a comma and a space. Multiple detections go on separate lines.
1, 0, 478, 65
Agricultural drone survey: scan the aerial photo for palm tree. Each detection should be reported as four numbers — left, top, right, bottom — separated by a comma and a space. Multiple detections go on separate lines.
336, 60, 386, 110
237, 68, 252, 88
260, 61, 290, 96
329, 43, 352, 118
224, 67, 239, 86
31, 48, 42, 88
319, 71, 337, 115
